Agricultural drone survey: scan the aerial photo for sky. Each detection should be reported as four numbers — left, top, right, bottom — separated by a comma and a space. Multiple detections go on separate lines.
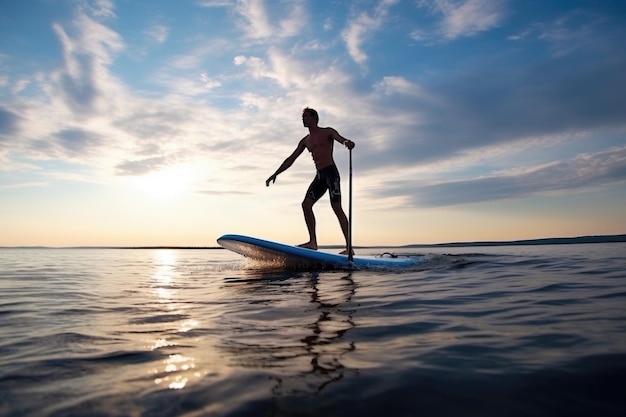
1, 0, 625, 247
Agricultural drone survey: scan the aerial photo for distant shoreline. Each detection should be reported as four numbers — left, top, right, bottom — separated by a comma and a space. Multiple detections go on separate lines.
2, 234, 625, 250
399, 234, 626, 248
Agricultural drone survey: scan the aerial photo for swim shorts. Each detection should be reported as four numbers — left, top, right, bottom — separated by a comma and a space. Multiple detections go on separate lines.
305, 164, 341, 203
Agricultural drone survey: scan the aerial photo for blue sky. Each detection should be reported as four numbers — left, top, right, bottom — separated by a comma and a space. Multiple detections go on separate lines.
1, 0, 625, 247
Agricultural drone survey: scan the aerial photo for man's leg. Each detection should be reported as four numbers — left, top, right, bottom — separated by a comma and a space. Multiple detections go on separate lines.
299, 197, 318, 250
331, 201, 351, 255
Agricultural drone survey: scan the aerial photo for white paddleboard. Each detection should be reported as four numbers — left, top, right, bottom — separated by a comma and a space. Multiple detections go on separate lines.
217, 234, 420, 270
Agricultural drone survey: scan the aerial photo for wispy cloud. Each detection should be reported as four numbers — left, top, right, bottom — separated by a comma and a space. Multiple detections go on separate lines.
358, 37, 626, 171
342, 0, 399, 66
406, 146, 626, 207
418, 0, 506, 40
374, 76, 426, 97
508, 9, 612, 57
196, 0, 232, 7
51, 128, 105, 158
233, 0, 306, 40
144, 24, 169, 43
0, 181, 48, 189
87, 0, 116, 19
116, 156, 169, 176
237, 0, 273, 39
0, 107, 21, 137
50, 12, 124, 116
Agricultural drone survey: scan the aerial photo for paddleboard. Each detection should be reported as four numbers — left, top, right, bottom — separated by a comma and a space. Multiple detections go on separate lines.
217, 234, 420, 270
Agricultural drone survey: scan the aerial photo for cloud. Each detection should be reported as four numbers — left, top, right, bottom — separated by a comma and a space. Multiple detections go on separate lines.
234, 47, 350, 94
201, 73, 221, 89
88, 0, 116, 19
374, 76, 425, 97
52, 128, 105, 157
237, 0, 272, 39
342, 0, 399, 65
144, 24, 169, 43
0, 181, 47, 190
233, 55, 267, 79
50, 12, 124, 116
3, 8, 237, 181
508, 10, 610, 58
16, 127, 108, 164
355, 38, 626, 172
9, 79, 30, 94
116, 156, 169, 176
145, 35, 237, 96
418, 0, 506, 40
196, 0, 232, 7
0, 107, 21, 138
278, 1, 306, 37
234, 0, 306, 40
405, 147, 626, 207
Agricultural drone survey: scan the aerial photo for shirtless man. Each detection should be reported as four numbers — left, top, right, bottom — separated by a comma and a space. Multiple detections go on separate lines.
266, 107, 356, 254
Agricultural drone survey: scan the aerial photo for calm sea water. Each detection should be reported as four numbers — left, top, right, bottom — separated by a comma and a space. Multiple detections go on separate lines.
1, 243, 625, 417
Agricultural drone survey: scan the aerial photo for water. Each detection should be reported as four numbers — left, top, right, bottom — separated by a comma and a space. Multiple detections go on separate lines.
1, 243, 625, 416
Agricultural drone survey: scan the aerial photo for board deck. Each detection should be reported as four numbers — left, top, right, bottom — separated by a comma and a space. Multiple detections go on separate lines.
217, 234, 420, 270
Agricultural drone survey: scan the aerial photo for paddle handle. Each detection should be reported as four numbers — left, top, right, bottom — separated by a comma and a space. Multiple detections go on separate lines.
348, 147, 353, 262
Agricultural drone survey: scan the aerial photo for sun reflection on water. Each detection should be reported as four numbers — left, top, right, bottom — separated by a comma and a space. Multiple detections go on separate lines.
148, 250, 201, 390
154, 354, 198, 390
153, 250, 176, 286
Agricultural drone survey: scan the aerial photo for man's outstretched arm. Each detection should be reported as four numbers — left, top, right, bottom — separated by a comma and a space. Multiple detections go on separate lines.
266, 139, 306, 186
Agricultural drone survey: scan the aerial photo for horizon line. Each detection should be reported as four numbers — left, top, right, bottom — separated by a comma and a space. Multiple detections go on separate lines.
2, 233, 625, 250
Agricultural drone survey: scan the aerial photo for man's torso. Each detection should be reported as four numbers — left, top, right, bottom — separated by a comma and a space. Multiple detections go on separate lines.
304, 127, 335, 170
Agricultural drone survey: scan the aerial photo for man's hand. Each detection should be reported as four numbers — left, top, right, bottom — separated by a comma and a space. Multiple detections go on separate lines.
266, 174, 277, 187
344, 140, 355, 150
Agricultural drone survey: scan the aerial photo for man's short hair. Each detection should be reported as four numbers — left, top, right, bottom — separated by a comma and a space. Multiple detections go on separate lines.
303, 107, 319, 123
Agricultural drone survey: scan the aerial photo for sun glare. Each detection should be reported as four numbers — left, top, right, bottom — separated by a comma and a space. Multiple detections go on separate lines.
134, 167, 191, 200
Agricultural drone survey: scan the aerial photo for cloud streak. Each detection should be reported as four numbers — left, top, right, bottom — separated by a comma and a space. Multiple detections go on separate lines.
234, 0, 306, 40
116, 156, 169, 176
443, 0, 505, 39
342, 0, 399, 66
50, 12, 124, 116
404, 147, 626, 207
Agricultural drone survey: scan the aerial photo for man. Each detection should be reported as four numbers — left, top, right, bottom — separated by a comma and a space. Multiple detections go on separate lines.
266, 107, 356, 255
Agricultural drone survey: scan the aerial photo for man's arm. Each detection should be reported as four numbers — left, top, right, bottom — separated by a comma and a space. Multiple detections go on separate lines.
330, 128, 355, 150
266, 138, 307, 186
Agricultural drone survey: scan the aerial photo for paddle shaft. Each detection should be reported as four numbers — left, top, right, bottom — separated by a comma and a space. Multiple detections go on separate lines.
348, 147, 353, 262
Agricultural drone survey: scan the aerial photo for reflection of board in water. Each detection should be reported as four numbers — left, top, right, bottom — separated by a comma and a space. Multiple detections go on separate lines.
218, 234, 421, 270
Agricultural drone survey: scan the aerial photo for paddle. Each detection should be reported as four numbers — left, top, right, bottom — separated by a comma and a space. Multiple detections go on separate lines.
348, 147, 354, 262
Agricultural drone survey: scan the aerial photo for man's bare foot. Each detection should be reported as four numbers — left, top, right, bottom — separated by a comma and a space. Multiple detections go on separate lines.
298, 242, 318, 250
339, 248, 354, 256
